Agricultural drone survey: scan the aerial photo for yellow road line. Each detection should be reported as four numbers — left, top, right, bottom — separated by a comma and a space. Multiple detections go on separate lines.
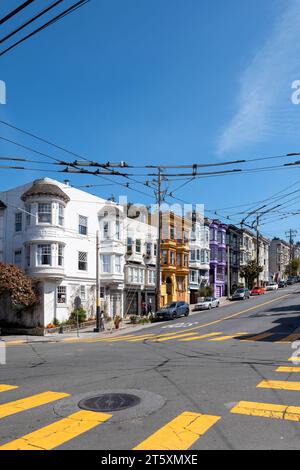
0, 384, 18, 393
257, 380, 300, 391
231, 400, 300, 421
0, 391, 69, 419
154, 332, 199, 342
276, 333, 300, 344
240, 332, 273, 342
127, 335, 161, 342
209, 332, 248, 342
6, 340, 26, 346
0, 410, 112, 450
179, 332, 223, 342
276, 366, 300, 373
133, 411, 220, 450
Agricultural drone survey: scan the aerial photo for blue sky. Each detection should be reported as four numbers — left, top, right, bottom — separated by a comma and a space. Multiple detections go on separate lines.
1, 0, 300, 240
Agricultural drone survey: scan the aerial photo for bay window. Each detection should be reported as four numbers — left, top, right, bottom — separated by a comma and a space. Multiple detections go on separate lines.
38, 203, 52, 224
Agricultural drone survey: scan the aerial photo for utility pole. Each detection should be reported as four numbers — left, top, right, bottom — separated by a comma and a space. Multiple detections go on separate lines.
155, 168, 162, 311
256, 215, 260, 286
94, 230, 101, 332
227, 243, 231, 299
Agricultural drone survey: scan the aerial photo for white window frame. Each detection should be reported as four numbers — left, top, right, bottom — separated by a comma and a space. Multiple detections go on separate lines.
78, 251, 88, 271
38, 203, 52, 224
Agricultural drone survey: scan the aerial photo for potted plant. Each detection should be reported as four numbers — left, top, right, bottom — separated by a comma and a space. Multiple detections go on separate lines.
114, 315, 122, 329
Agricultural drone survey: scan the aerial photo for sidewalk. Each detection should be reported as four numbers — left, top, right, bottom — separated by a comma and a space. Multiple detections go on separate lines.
2, 296, 232, 345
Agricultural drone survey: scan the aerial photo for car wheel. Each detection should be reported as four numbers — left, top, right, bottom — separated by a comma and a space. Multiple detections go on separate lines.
208, 304, 212, 310
184, 309, 189, 317
172, 313, 177, 320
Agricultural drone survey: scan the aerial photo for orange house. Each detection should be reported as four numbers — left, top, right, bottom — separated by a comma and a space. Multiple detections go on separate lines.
160, 212, 190, 306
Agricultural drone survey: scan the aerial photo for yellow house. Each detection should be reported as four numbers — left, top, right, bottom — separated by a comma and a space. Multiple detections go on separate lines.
160, 212, 190, 306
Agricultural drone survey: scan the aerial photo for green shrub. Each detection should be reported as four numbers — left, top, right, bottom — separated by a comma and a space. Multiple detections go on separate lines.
68, 306, 87, 325
198, 286, 214, 298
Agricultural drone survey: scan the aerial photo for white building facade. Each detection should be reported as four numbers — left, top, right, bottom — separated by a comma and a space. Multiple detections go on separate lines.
0, 178, 131, 328
188, 212, 210, 304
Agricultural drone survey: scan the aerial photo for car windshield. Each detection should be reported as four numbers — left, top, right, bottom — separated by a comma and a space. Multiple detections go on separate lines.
204, 297, 212, 301
235, 289, 245, 293
252, 287, 259, 290
165, 303, 177, 309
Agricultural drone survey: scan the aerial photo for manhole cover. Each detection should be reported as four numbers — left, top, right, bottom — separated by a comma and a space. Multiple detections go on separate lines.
78, 393, 141, 412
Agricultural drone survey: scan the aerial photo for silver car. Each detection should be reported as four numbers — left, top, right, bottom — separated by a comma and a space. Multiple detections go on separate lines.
194, 297, 220, 311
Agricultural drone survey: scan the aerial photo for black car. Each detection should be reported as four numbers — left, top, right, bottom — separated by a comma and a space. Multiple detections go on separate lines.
155, 301, 190, 321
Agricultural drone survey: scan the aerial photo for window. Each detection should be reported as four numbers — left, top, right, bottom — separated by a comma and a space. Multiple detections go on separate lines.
102, 255, 111, 273
80, 285, 86, 301
115, 255, 122, 273
177, 253, 181, 266
127, 237, 133, 255
15, 212, 22, 232
136, 239, 141, 253
14, 250, 22, 267
37, 244, 51, 266
154, 244, 157, 256
170, 225, 175, 240
115, 220, 120, 240
190, 270, 197, 283
57, 286, 67, 304
58, 245, 64, 266
38, 203, 52, 224
190, 250, 195, 261
25, 204, 31, 226
184, 254, 188, 266
170, 251, 175, 265
103, 221, 109, 239
146, 243, 152, 256
133, 268, 139, 283
162, 250, 168, 264
148, 270, 155, 284
78, 215, 88, 235
58, 204, 64, 226
78, 251, 88, 271
139, 269, 144, 283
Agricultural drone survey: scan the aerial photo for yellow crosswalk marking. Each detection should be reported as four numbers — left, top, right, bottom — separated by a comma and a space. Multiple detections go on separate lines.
0, 384, 18, 393
240, 332, 273, 342
126, 335, 159, 342
257, 380, 300, 391
0, 391, 69, 419
155, 333, 199, 342
0, 410, 112, 450
133, 411, 220, 450
276, 366, 300, 373
289, 356, 300, 362
231, 400, 300, 421
179, 332, 223, 342
209, 332, 248, 342
277, 333, 300, 343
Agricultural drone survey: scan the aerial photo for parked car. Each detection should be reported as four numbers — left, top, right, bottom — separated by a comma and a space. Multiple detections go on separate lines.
265, 282, 279, 291
231, 288, 251, 300
155, 301, 190, 321
278, 280, 287, 288
193, 297, 220, 311
251, 286, 266, 295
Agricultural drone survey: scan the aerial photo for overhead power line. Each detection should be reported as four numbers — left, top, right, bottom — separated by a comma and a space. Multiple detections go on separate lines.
0, 1, 35, 25
0, 0, 66, 45
0, 0, 91, 57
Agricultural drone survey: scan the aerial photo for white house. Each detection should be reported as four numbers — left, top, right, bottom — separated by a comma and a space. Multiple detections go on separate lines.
124, 204, 157, 315
188, 211, 210, 303
0, 178, 127, 328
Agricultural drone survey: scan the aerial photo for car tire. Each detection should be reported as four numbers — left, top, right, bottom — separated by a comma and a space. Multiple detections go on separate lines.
172, 313, 177, 320
184, 310, 189, 317
208, 304, 212, 310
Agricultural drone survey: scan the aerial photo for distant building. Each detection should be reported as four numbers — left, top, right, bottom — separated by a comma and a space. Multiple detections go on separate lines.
208, 220, 227, 298
269, 238, 290, 281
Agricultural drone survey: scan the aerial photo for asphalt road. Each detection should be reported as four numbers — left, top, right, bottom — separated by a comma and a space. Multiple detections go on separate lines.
1, 284, 300, 450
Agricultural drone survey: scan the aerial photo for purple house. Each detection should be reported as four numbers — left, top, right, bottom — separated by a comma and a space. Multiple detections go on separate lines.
209, 220, 227, 298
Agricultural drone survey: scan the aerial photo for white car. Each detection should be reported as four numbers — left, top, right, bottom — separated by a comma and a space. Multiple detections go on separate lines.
193, 297, 220, 311
265, 283, 279, 291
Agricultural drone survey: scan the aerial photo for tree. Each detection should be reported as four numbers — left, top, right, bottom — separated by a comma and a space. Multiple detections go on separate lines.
0, 263, 38, 308
240, 260, 263, 289
285, 258, 300, 277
